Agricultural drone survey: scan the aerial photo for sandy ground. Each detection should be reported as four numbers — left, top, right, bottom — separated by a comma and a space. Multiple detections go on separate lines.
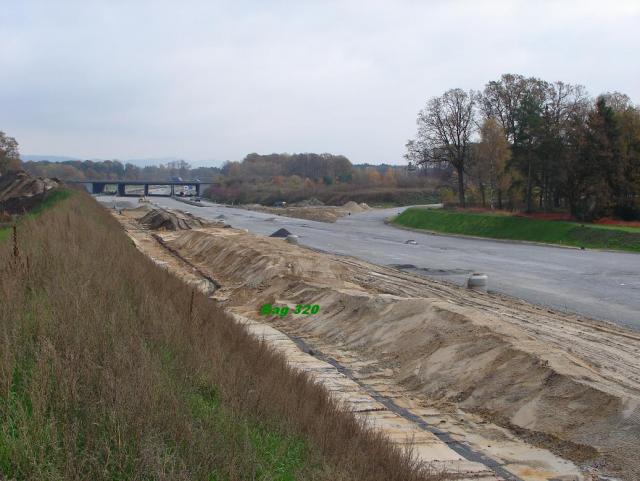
103, 196, 640, 330
113, 206, 639, 481
242, 201, 370, 222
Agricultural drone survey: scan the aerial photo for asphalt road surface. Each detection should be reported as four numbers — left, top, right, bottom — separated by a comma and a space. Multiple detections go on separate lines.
99, 196, 640, 331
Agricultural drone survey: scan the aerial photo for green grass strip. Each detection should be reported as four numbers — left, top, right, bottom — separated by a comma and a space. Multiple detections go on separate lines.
22, 188, 73, 219
393, 208, 640, 253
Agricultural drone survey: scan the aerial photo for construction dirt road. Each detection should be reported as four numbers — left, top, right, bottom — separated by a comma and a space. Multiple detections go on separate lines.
111, 204, 640, 481
108, 196, 640, 331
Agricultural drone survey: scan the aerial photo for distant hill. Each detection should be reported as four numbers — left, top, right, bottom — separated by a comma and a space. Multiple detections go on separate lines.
123, 157, 183, 167
22, 154, 81, 162
127, 158, 225, 168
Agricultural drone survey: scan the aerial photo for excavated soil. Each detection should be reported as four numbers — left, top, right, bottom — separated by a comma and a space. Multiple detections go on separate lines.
0, 170, 61, 214
242, 201, 371, 223
138, 207, 211, 230
160, 226, 640, 481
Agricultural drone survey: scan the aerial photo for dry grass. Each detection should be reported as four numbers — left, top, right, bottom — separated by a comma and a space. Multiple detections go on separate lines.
0, 192, 440, 481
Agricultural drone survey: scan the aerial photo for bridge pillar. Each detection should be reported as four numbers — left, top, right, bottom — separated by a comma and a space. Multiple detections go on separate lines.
117, 183, 126, 196
195, 184, 201, 197
170, 185, 175, 196
144, 184, 149, 196
92, 182, 106, 194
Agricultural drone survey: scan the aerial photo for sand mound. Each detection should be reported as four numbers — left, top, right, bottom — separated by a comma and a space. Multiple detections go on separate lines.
242, 201, 374, 223
163, 228, 640, 479
342, 201, 365, 212
283, 209, 341, 223
138, 208, 206, 230
0, 170, 61, 214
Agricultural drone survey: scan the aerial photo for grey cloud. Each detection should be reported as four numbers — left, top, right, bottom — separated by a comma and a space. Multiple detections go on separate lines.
1, 0, 638, 163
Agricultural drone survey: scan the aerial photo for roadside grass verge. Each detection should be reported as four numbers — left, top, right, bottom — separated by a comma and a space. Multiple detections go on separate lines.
393, 208, 640, 252
0, 193, 438, 481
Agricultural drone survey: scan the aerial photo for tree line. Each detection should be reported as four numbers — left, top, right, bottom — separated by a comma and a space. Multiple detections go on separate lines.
20, 159, 222, 183
405, 74, 640, 220
2, 128, 434, 207
209, 153, 433, 204
18, 153, 353, 186
3, 142, 420, 193
221, 153, 354, 185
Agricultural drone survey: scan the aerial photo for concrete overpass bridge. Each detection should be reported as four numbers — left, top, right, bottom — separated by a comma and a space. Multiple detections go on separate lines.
67, 180, 210, 197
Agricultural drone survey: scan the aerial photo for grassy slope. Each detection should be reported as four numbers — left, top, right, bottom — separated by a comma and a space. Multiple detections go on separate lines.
0, 192, 434, 481
394, 208, 640, 253
0, 188, 72, 242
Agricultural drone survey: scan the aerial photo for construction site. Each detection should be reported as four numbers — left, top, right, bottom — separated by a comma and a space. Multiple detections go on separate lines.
3, 165, 637, 480
4, 2, 640, 479
105, 201, 640, 481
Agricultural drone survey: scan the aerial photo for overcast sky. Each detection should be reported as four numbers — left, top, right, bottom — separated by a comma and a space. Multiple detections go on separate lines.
1, 0, 639, 165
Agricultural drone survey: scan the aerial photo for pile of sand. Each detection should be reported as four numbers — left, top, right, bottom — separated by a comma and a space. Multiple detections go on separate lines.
342, 201, 366, 212
294, 197, 325, 207
241, 200, 372, 223
162, 227, 640, 479
0, 170, 61, 214
243, 205, 343, 223
341, 201, 371, 212
138, 208, 208, 231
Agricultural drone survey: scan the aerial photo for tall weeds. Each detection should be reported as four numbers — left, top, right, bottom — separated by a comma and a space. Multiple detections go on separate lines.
0, 193, 438, 481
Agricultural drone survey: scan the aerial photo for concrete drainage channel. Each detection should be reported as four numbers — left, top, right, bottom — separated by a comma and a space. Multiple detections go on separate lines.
232, 313, 592, 481
233, 314, 507, 481
285, 332, 524, 481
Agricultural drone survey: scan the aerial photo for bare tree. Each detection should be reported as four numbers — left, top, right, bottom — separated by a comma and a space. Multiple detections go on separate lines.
538, 81, 590, 209
599, 91, 634, 112
481, 74, 547, 145
412, 88, 477, 206
481, 74, 526, 144
482, 74, 549, 211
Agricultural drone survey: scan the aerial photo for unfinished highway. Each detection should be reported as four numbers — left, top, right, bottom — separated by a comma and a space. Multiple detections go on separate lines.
100, 196, 640, 331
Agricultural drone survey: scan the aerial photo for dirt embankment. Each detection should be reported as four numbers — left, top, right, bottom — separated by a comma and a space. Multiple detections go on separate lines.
161, 226, 640, 480
0, 170, 61, 214
243, 200, 370, 223
139, 207, 212, 230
